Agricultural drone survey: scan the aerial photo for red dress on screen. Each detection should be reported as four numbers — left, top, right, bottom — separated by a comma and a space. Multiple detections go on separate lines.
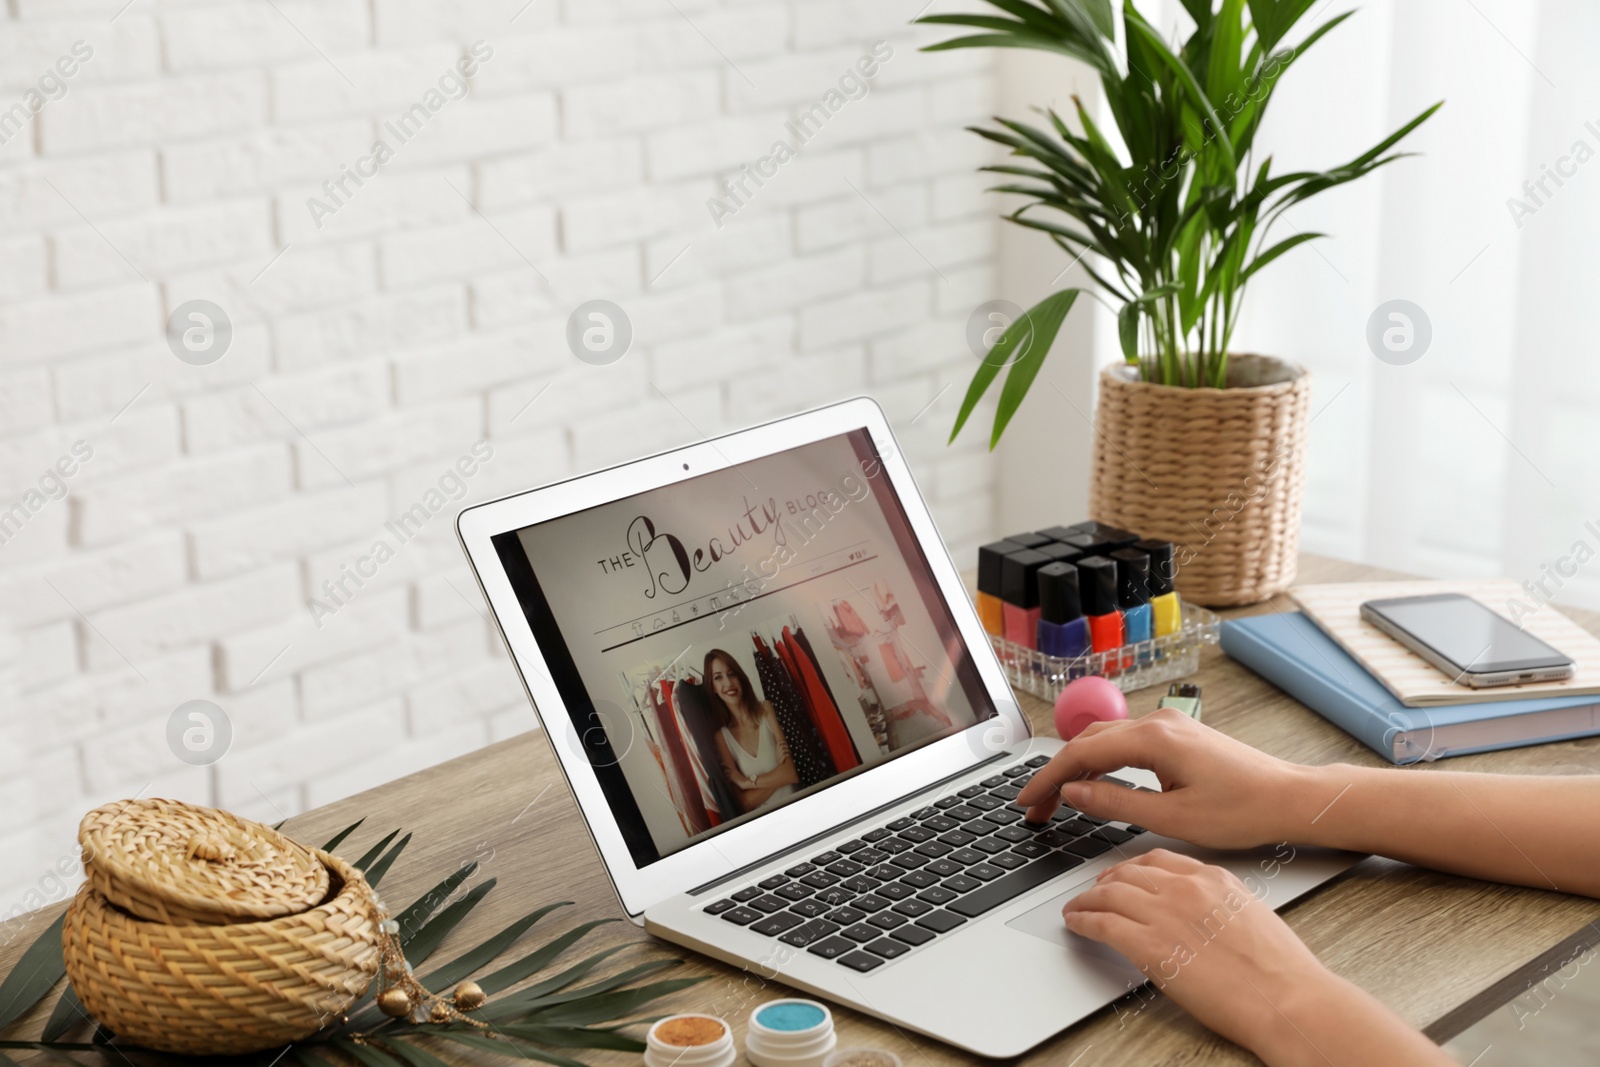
781, 625, 859, 773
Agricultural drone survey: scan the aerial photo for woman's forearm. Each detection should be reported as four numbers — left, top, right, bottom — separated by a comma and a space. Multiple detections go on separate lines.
762, 759, 798, 789
1250, 969, 1451, 1067
1291, 763, 1600, 898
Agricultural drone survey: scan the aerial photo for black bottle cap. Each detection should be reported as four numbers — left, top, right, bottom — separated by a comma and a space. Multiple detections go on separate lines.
1071, 521, 1141, 551
1112, 548, 1151, 608
977, 540, 1025, 596
1076, 555, 1119, 616
1035, 526, 1080, 542
1136, 539, 1176, 597
1000, 549, 1051, 608
1004, 531, 1053, 549
1038, 562, 1082, 624
1037, 541, 1082, 566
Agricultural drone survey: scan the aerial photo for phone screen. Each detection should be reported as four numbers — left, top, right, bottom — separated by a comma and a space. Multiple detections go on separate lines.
1365, 594, 1571, 673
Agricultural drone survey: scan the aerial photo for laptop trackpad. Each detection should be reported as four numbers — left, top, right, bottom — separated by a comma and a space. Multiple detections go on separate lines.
1006, 873, 1142, 974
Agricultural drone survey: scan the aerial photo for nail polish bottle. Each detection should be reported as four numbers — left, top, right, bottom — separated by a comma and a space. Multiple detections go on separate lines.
1137, 538, 1182, 637
1036, 541, 1083, 568
1047, 531, 1099, 557
1035, 525, 1081, 543
1076, 555, 1124, 654
1036, 562, 1091, 660
1000, 549, 1051, 650
1112, 549, 1153, 661
1070, 521, 1140, 556
1004, 531, 1053, 550
1070, 520, 1141, 543
975, 540, 1023, 637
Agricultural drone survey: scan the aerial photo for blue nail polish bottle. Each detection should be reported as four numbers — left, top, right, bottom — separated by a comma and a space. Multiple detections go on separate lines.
1037, 562, 1091, 661
1112, 548, 1152, 655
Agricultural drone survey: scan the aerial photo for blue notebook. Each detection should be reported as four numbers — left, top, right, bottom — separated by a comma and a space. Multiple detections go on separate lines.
1221, 612, 1600, 764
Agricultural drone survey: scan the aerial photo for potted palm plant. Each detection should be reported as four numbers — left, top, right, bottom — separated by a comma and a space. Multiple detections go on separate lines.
927, 0, 1440, 605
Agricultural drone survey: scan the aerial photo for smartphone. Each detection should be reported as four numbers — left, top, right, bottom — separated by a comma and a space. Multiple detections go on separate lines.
1360, 593, 1573, 688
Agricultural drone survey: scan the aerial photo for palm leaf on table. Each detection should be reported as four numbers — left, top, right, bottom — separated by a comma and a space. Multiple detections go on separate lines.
0, 818, 704, 1066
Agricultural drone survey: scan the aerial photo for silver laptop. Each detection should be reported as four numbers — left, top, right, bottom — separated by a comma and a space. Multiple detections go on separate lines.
457, 397, 1358, 1058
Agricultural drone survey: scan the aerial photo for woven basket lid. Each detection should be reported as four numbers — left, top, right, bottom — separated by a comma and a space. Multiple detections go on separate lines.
78, 798, 330, 925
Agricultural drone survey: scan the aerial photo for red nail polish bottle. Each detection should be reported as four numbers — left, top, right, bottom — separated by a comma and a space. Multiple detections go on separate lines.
1076, 555, 1124, 653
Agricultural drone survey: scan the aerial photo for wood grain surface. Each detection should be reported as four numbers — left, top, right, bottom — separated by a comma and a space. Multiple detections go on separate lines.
4, 555, 1599, 1065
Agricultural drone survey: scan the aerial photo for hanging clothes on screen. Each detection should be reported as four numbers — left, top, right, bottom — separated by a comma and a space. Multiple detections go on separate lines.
822, 590, 954, 752
642, 677, 710, 835
622, 663, 745, 837
671, 678, 739, 828
831, 598, 870, 640
752, 633, 834, 787
792, 627, 842, 719
779, 623, 859, 773
873, 579, 906, 629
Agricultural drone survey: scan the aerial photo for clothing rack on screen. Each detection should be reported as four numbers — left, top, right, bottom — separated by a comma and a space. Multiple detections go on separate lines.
823, 593, 953, 750
623, 664, 739, 838
749, 617, 861, 786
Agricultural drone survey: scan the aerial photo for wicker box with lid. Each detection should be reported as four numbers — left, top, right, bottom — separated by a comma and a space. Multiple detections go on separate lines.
62, 798, 384, 1054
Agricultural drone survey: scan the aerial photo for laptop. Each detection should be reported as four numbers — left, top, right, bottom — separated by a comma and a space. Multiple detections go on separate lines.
456, 397, 1359, 1057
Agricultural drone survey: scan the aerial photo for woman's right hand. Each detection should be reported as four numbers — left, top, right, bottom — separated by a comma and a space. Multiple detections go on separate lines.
1063, 850, 1452, 1066
1015, 709, 1334, 850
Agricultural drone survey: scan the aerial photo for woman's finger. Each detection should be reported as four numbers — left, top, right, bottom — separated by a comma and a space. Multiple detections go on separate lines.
1061, 908, 1149, 954
1063, 879, 1164, 925
1106, 847, 1208, 877
1018, 719, 1178, 816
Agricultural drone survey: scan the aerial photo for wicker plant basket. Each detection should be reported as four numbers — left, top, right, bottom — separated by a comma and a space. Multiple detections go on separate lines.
1088, 354, 1311, 607
62, 798, 383, 1055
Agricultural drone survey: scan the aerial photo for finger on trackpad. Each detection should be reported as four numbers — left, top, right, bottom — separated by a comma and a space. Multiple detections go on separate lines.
1005, 876, 1139, 972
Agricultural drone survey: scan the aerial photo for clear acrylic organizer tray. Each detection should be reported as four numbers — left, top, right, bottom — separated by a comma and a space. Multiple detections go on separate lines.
988, 601, 1222, 701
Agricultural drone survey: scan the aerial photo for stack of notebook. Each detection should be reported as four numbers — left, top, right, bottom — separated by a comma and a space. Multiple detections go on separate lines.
1221, 580, 1600, 763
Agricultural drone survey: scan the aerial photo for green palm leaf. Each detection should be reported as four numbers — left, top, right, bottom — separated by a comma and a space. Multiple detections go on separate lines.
406, 880, 496, 964
39, 985, 88, 1042
363, 833, 413, 887
394, 862, 479, 947
421, 902, 575, 990
351, 828, 402, 871
522, 978, 706, 1027
0, 911, 65, 1031
992, 289, 1081, 448
320, 819, 366, 853
928, 0, 1439, 439
478, 919, 621, 995
480, 957, 677, 1019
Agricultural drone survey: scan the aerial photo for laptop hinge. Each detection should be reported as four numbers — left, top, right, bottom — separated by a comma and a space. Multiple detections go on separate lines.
685, 750, 1016, 896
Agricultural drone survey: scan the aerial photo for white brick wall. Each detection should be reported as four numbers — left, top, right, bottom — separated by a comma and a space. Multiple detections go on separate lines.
0, 0, 1004, 915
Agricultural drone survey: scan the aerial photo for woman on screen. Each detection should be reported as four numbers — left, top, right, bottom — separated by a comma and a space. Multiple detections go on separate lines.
704, 649, 799, 814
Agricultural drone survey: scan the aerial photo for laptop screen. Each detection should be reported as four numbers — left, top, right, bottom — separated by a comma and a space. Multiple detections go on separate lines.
491, 427, 999, 868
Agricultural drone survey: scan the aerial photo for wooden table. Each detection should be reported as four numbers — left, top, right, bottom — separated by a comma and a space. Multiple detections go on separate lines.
6, 554, 1600, 1064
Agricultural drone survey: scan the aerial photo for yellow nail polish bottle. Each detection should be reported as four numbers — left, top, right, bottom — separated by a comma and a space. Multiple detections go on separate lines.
1139, 539, 1183, 637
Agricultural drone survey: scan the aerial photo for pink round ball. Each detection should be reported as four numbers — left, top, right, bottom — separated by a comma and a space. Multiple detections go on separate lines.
1053, 676, 1128, 740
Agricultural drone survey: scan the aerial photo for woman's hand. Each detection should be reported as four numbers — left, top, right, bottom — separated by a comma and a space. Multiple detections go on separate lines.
1064, 850, 1328, 1056
1064, 851, 1451, 1066
1015, 709, 1331, 849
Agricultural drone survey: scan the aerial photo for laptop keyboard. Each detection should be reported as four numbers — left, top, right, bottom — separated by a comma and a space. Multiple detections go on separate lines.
700, 755, 1149, 974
